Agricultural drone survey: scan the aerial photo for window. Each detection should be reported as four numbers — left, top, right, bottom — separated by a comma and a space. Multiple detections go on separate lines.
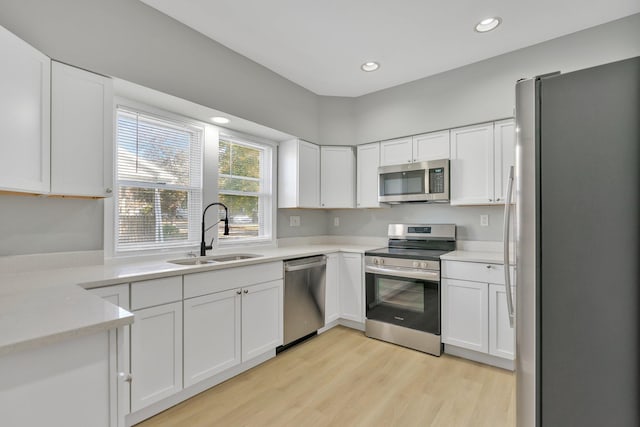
217, 134, 273, 242
115, 107, 203, 252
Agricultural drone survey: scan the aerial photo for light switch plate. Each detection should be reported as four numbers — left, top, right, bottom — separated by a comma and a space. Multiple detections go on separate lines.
333, 217, 340, 227
289, 216, 301, 227
480, 215, 489, 227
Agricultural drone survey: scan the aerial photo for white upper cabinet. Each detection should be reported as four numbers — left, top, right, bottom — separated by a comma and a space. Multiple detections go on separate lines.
412, 130, 450, 162
379, 130, 450, 167
450, 122, 494, 205
493, 119, 516, 203
450, 120, 515, 205
51, 61, 114, 197
321, 146, 355, 208
278, 139, 320, 208
0, 25, 50, 194
379, 137, 412, 166
356, 142, 381, 208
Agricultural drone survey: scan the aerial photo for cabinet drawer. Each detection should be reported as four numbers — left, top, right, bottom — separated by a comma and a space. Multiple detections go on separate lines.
442, 260, 514, 285
184, 261, 283, 299
131, 276, 182, 310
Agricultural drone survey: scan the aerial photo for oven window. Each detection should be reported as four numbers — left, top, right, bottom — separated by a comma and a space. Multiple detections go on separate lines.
366, 272, 440, 334
376, 277, 425, 312
381, 170, 425, 195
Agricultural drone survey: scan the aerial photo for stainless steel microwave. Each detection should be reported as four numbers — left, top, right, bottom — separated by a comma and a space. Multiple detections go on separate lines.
378, 159, 450, 203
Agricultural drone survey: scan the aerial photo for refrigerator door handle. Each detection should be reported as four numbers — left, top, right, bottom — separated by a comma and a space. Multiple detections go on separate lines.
503, 165, 515, 327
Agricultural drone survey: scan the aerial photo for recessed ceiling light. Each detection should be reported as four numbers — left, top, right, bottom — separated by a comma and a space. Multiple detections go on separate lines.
475, 17, 502, 33
211, 116, 230, 124
361, 61, 380, 72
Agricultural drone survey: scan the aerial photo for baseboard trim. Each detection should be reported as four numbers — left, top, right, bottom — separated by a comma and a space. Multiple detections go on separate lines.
444, 344, 514, 371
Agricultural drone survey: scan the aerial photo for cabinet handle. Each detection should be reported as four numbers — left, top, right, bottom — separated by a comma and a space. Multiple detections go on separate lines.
496, 197, 501, 201
118, 372, 132, 383
489, 199, 493, 202
236, 290, 242, 295
486, 265, 492, 269
243, 289, 249, 294
105, 188, 113, 194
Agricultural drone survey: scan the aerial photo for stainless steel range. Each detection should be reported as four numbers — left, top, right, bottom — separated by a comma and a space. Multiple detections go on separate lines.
365, 223, 456, 356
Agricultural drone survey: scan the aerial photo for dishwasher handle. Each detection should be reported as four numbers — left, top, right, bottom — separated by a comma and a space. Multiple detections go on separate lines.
284, 256, 327, 272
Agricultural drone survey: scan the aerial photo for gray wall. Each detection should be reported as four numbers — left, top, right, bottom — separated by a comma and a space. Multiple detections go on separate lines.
0, 7, 639, 255
0, 0, 319, 142
328, 205, 504, 241
277, 209, 329, 238
0, 196, 103, 256
354, 13, 640, 143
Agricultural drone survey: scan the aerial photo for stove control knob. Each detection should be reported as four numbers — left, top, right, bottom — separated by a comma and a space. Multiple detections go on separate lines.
378, 258, 384, 265
421, 262, 428, 269
372, 258, 379, 265
413, 261, 420, 268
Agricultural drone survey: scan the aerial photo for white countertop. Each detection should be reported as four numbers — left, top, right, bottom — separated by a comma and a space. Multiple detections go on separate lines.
441, 250, 514, 265
0, 243, 377, 356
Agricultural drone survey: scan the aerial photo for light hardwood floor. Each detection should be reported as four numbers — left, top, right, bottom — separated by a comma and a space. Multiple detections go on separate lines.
137, 326, 515, 427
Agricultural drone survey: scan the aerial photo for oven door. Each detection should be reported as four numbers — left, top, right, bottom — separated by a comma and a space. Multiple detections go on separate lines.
365, 265, 440, 335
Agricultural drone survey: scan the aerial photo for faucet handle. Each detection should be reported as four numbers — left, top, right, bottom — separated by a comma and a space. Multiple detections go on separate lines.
187, 251, 197, 258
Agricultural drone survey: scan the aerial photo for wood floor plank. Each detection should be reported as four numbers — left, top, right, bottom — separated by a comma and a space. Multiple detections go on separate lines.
136, 326, 515, 427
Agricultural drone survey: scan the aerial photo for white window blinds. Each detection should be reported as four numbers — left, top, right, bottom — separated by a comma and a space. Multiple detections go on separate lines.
115, 107, 203, 251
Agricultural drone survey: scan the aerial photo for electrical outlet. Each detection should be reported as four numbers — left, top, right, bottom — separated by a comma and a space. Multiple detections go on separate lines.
480, 214, 489, 227
333, 217, 340, 227
289, 216, 301, 227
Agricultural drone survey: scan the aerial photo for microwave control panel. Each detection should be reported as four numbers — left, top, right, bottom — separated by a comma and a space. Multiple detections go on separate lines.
429, 168, 445, 193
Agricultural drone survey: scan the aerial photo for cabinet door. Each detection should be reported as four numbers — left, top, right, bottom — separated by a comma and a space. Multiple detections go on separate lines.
493, 119, 515, 203
450, 123, 494, 205
412, 130, 450, 162
90, 284, 131, 422
489, 284, 515, 359
321, 146, 355, 208
298, 140, 321, 208
356, 142, 381, 208
442, 278, 488, 353
339, 253, 363, 323
130, 302, 182, 412
241, 280, 283, 362
0, 26, 50, 193
184, 290, 241, 388
51, 61, 113, 197
325, 253, 340, 324
379, 137, 412, 166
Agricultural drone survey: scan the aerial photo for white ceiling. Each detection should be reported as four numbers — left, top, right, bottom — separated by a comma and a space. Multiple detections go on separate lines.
140, 0, 640, 97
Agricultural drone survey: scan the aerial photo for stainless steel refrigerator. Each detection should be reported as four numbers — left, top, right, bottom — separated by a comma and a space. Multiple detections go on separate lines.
515, 56, 640, 427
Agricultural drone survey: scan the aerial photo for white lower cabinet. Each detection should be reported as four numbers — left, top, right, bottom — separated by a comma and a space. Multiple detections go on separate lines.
442, 260, 515, 363
325, 253, 340, 324
241, 280, 283, 361
339, 253, 364, 323
489, 284, 515, 359
130, 301, 183, 412
442, 278, 489, 353
183, 289, 241, 388
90, 284, 131, 427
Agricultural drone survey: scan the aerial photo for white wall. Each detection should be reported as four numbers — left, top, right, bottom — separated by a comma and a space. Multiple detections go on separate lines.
353, 13, 640, 143
277, 209, 329, 238
318, 97, 356, 146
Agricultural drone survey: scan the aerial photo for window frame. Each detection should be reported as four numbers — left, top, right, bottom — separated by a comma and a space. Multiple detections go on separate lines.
105, 97, 278, 259
214, 130, 276, 248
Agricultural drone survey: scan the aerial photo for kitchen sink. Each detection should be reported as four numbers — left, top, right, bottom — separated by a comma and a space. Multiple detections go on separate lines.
167, 253, 262, 266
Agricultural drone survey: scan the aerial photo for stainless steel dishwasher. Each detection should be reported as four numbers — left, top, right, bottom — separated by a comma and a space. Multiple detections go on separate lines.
282, 255, 327, 347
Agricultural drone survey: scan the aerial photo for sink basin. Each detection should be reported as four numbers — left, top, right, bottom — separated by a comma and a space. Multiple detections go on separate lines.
168, 253, 262, 266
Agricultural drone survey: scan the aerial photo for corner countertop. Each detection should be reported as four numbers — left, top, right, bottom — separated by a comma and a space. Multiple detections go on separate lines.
0, 243, 378, 356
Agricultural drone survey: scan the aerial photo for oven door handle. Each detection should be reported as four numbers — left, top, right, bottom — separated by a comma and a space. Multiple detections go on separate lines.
365, 265, 440, 282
